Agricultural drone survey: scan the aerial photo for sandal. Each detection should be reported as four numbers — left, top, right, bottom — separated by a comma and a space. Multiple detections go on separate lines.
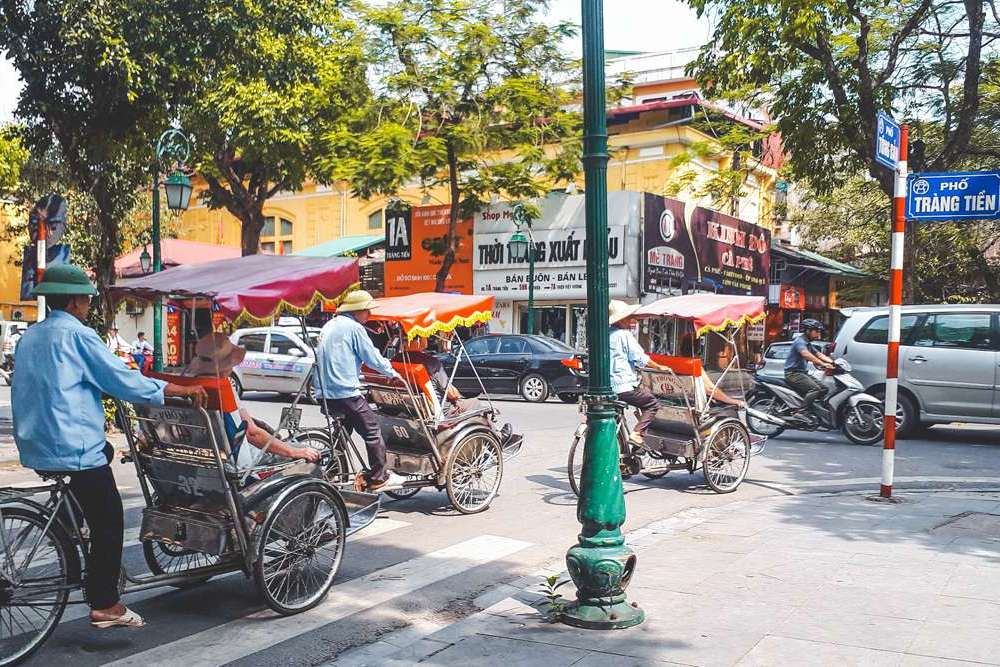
91, 607, 145, 629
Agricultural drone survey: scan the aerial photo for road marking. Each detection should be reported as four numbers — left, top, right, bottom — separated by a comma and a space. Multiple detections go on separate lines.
106, 534, 531, 667
60, 518, 414, 625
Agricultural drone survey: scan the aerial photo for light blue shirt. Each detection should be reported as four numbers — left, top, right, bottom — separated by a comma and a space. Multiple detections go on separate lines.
12, 310, 167, 471
609, 326, 651, 394
315, 314, 399, 399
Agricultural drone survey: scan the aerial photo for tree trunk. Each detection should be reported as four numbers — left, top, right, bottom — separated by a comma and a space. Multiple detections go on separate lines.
236, 203, 266, 256
435, 140, 461, 292
94, 209, 120, 330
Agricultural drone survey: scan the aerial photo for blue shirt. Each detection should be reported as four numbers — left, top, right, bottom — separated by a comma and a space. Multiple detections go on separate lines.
315, 314, 399, 399
609, 326, 651, 394
12, 310, 167, 471
784, 333, 813, 372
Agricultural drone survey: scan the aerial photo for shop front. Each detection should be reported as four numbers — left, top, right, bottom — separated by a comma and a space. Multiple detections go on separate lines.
473, 191, 643, 349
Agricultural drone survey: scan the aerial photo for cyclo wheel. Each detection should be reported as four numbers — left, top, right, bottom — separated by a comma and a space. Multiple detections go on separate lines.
567, 427, 584, 497
638, 447, 670, 479
446, 433, 504, 514
289, 430, 350, 485
142, 541, 218, 588
702, 421, 751, 494
254, 484, 347, 615
0, 507, 79, 667
384, 486, 421, 501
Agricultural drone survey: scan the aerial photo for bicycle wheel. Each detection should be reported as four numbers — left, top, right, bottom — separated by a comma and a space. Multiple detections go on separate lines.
254, 485, 347, 615
142, 541, 219, 588
446, 434, 503, 514
703, 421, 751, 493
289, 430, 350, 485
0, 507, 79, 666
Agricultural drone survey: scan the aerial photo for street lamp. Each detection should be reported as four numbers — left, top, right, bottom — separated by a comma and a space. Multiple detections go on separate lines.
507, 227, 535, 334
151, 128, 192, 371
561, 0, 644, 630
139, 246, 152, 275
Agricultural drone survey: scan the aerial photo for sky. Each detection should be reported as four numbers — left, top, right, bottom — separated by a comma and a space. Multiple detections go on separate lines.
0, 1, 710, 124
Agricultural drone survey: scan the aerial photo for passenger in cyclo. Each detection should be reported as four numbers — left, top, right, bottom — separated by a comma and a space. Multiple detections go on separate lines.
179, 333, 321, 469
314, 290, 408, 492
400, 334, 478, 416
677, 335, 746, 410
11, 265, 208, 629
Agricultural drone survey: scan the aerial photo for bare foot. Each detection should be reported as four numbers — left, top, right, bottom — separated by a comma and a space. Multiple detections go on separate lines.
90, 602, 126, 622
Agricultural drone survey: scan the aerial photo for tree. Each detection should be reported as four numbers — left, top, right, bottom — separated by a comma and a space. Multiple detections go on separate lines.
0, 127, 28, 194
328, 0, 580, 291
686, 0, 995, 196
183, 0, 369, 255
0, 0, 201, 323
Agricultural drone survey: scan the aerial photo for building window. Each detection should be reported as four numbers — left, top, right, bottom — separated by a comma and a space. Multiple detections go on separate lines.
260, 216, 294, 254
368, 209, 384, 230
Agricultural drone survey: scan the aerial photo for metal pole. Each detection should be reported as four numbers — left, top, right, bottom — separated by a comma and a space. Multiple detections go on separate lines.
152, 167, 163, 371
36, 210, 47, 321
880, 124, 908, 499
527, 233, 535, 335
561, 0, 643, 630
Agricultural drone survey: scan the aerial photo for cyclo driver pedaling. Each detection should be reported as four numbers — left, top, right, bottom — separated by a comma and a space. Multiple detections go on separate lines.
0, 255, 384, 666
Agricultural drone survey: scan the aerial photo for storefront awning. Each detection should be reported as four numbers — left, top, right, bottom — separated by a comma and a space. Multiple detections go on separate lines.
295, 234, 384, 258
772, 242, 868, 279
115, 239, 241, 278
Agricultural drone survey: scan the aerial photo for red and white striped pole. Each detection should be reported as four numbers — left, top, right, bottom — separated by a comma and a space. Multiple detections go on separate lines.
881, 124, 908, 499
36, 211, 47, 322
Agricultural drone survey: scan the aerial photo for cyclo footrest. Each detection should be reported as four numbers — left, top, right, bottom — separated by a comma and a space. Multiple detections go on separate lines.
140, 506, 234, 556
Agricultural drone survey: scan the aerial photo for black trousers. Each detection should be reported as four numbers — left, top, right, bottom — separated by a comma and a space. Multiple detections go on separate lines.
618, 388, 659, 436
784, 370, 827, 411
42, 459, 123, 610
323, 396, 388, 481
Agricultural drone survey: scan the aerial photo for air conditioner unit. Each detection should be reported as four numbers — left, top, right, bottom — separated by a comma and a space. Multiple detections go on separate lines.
124, 299, 145, 316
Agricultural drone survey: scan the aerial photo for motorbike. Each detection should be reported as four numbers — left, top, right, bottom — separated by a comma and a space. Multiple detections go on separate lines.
746, 358, 886, 445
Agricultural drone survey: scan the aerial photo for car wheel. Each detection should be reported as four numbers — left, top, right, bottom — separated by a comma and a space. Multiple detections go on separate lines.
871, 388, 915, 438
520, 374, 550, 403
229, 374, 243, 398
557, 393, 579, 404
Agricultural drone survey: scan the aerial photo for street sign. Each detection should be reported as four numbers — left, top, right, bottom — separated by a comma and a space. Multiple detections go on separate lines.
875, 112, 901, 170
906, 171, 1000, 221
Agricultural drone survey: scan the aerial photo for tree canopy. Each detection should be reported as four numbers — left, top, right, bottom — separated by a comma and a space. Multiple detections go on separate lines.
325, 0, 580, 290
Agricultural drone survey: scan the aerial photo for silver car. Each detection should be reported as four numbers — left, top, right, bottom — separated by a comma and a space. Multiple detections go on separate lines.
833, 304, 1000, 435
229, 326, 320, 399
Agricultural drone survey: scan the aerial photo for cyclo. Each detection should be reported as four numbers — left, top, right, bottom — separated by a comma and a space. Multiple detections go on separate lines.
286, 292, 523, 515
568, 294, 777, 495
0, 255, 379, 666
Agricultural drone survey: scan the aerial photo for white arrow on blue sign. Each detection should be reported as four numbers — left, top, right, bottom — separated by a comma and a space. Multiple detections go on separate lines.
875, 111, 901, 170
906, 171, 1000, 221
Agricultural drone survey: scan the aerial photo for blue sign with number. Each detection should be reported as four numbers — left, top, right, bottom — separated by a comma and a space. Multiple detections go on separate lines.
906, 171, 1000, 221
875, 112, 900, 170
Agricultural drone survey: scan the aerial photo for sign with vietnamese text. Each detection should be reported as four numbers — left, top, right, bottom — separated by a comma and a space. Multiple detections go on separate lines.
642, 194, 697, 293
689, 207, 770, 295
875, 112, 900, 170
384, 205, 473, 296
906, 171, 1000, 221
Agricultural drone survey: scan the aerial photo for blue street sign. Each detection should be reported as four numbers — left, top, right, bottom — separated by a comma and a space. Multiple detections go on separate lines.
906, 171, 1000, 221
875, 112, 901, 170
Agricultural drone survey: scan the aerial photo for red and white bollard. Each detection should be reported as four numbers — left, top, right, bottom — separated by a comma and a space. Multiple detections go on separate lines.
880, 124, 908, 499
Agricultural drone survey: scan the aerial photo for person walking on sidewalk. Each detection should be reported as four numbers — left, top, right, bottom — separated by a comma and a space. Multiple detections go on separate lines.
314, 290, 407, 492
609, 300, 671, 445
783, 319, 834, 414
11, 264, 207, 630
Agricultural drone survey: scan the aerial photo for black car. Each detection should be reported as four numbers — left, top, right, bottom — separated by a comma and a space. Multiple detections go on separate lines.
440, 334, 588, 403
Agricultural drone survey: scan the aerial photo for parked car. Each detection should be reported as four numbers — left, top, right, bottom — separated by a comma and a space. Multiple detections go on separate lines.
833, 304, 1000, 436
438, 334, 587, 403
229, 326, 320, 400
755, 339, 831, 382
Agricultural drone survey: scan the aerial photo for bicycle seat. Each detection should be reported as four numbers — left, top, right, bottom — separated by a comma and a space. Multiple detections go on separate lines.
35, 471, 71, 483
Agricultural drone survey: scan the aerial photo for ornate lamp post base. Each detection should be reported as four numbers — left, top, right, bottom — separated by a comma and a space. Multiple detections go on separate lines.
563, 543, 644, 629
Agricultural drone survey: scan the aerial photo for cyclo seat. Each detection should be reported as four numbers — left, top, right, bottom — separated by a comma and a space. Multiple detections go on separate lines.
362, 361, 441, 457
638, 355, 707, 458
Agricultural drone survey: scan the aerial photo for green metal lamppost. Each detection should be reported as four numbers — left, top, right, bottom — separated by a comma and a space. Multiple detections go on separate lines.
561, 0, 644, 629
151, 129, 193, 371
507, 212, 536, 335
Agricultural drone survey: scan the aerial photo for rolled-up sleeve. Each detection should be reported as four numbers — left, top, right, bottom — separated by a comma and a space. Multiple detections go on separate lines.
76, 330, 167, 404
353, 327, 399, 378
625, 332, 651, 368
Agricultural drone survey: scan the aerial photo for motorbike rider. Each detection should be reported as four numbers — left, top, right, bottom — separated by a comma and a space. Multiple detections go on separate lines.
784, 319, 835, 414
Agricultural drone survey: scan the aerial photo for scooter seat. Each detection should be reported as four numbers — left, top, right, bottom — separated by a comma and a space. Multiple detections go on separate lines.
755, 375, 789, 389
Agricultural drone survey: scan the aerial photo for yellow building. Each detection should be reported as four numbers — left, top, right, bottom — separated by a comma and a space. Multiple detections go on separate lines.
0, 201, 37, 322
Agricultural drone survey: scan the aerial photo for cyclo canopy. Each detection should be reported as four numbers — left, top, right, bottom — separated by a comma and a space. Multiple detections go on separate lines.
367, 292, 495, 339
631, 293, 766, 338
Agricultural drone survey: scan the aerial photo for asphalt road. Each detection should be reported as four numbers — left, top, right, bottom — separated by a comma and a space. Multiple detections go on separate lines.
2, 386, 1000, 665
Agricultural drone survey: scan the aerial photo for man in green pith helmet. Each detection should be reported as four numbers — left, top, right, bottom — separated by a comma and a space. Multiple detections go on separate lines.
11, 264, 207, 630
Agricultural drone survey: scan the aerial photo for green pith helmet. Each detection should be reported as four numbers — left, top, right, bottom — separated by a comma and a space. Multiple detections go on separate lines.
30, 264, 98, 296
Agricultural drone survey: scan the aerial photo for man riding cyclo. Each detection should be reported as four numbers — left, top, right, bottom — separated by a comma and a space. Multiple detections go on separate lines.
314, 290, 408, 492
783, 318, 835, 415
11, 265, 209, 630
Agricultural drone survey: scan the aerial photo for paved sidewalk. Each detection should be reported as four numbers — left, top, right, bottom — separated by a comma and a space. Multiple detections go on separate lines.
334, 490, 1000, 666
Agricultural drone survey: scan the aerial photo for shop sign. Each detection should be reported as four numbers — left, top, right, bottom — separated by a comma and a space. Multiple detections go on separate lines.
166, 304, 181, 367
689, 207, 771, 295
473, 225, 625, 270
384, 205, 473, 296
779, 284, 805, 310
747, 321, 765, 342
643, 194, 696, 293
